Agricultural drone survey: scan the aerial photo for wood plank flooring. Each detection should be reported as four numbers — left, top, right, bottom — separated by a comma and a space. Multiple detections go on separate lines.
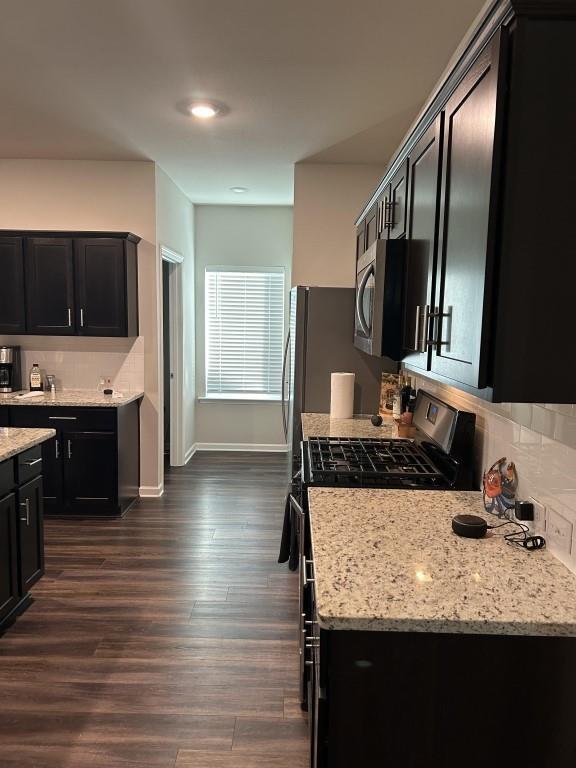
0, 452, 307, 768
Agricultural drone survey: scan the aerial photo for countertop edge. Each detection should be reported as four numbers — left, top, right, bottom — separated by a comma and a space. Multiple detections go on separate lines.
0, 428, 56, 463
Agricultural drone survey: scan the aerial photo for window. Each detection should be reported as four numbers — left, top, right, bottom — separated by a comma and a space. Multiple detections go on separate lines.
205, 267, 285, 400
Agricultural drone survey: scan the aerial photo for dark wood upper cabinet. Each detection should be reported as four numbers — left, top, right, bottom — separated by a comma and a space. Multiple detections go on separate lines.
25, 238, 75, 335
402, 116, 443, 372
0, 238, 26, 334
388, 159, 409, 240
354, 2, 576, 402
355, 222, 365, 262
364, 204, 379, 250
1, 231, 139, 338
431, 38, 500, 389
74, 238, 138, 337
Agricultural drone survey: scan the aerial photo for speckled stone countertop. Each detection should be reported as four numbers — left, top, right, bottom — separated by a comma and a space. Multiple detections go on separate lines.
0, 389, 144, 408
0, 427, 56, 462
302, 412, 397, 439
308, 487, 576, 637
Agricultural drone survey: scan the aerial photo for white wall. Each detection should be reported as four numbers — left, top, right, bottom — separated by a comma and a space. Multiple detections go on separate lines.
0, 159, 161, 493
292, 163, 384, 288
155, 167, 196, 462
194, 205, 293, 448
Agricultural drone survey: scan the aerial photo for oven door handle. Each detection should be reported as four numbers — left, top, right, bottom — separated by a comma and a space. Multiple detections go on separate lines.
356, 263, 373, 337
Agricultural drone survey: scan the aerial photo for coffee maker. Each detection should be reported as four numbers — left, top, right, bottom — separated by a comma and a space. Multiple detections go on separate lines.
0, 346, 21, 393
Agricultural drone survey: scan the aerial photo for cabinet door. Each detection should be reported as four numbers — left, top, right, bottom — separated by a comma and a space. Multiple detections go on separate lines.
41, 434, 65, 516
377, 185, 391, 240
0, 493, 19, 624
364, 204, 379, 251
25, 238, 75, 335
432, 36, 501, 388
355, 223, 365, 262
388, 159, 409, 240
17, 476, 44, 593
74, 238, 127, 336
63, 431, 117, 514
0, 238, 26, 334
402, 117, 444, 370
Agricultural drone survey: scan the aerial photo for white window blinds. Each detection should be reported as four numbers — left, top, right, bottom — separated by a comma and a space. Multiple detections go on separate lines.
205, 268, 285, 399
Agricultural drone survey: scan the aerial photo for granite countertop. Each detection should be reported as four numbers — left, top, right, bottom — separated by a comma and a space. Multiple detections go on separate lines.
302, 412, 397, 439
0, 389, 144, 408
308, 487, 576, 637
0, 427, 56, 462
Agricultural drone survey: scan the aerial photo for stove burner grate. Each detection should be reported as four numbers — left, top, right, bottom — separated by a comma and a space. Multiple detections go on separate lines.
307, 436, 444, 485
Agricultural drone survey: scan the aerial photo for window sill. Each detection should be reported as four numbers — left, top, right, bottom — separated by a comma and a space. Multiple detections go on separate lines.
198, 395, 282, 404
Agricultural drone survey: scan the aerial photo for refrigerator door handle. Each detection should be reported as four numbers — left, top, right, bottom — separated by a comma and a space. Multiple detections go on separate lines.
281, 330, 290, 441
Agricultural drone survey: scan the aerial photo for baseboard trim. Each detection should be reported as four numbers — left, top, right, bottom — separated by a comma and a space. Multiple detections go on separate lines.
194, 442, 288, 453
184, 443, 198, 464
139, 484, 165, 498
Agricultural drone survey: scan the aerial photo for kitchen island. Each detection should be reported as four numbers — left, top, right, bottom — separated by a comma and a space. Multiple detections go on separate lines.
0, 390, 143, 517
0, 427, 54, 631
304, 487, 576, 767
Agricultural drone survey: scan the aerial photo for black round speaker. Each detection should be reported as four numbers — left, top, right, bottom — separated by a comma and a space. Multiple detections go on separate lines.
451, 514, 488, 539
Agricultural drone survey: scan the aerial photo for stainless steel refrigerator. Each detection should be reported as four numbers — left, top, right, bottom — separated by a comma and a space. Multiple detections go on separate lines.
281, 286, 398, 473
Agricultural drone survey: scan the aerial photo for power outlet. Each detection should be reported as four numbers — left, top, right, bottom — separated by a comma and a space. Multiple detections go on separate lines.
545, 507, 573, 556
528, 496, 546, 532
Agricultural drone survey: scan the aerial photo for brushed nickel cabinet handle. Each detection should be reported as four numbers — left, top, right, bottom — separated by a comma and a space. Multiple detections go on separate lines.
67, 440, 72, 459
55, 440, 59, 459
67, 308, 72, 327
80, 308, 85, 327
19, 499, 30, 526
22, 457, 42, 467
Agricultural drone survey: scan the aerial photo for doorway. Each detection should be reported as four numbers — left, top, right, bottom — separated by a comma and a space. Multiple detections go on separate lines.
160, 245, 185, 467
162, 260, 171, 463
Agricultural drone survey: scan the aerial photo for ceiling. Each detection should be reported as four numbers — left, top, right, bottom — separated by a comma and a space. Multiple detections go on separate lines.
0, 0, 487, 205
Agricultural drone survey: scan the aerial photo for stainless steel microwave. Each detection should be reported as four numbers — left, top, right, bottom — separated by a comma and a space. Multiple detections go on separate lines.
353, 239, 405, 358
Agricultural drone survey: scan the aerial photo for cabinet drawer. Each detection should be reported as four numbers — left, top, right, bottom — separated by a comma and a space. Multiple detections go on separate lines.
10, 406, 117, 432
0, 459, 15, 497
16, 446, 43, 485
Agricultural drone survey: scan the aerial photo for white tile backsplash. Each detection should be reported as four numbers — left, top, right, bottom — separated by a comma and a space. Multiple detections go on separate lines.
411, 371, 576, 574
9, 337, 144, 393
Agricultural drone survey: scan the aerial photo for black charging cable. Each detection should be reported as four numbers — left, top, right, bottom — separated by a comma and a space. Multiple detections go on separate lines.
486, 518, 546, 552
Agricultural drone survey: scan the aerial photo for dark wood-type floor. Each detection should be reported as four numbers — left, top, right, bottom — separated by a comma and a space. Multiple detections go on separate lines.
0, 452, 307, 767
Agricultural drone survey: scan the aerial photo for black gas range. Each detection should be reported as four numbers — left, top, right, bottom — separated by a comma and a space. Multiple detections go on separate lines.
279, 390, 476, 571
278, 390, 476, 725
303, 391, 476, 491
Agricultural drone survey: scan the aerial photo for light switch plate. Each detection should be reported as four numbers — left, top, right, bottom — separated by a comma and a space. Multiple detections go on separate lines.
546, 507, 573, 555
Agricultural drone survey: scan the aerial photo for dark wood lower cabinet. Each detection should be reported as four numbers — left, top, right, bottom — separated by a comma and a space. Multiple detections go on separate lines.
9, 402, 140, 517
17, 476, 44, 593
314, 629, 576, 767
0, 493, 19, 625
64, 431, 117, 515
0, 453, 45, 632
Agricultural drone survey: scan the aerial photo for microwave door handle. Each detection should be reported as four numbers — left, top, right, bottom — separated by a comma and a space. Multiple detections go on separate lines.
281, 330, 290, 440
356, 265, 373, 337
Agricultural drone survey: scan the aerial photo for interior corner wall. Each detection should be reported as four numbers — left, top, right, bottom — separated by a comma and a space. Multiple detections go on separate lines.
155, 167, 196, 463
194, 205, 293, 448
0, 159, 161, 493
292, 163, 385, 288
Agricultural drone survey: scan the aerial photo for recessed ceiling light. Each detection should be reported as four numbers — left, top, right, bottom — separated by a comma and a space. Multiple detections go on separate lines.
186, 100, 227, 119
230, 186, 248, 193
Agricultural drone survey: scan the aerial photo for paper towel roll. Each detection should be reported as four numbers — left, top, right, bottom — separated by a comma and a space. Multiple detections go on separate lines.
330, 372, 355, 419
